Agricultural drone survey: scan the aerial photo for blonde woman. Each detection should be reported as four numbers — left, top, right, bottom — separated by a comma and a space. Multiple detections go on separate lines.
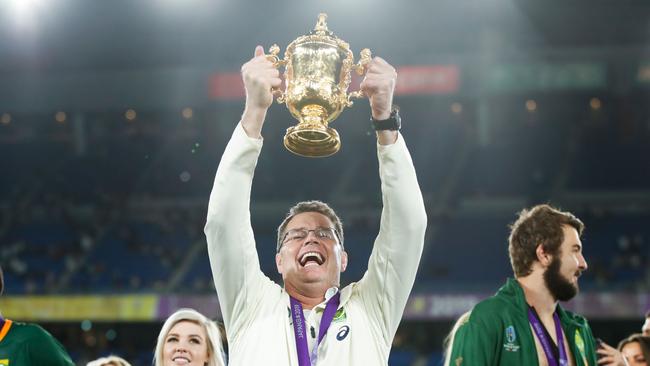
154, 308, 226, 366
443, 311, 471, 366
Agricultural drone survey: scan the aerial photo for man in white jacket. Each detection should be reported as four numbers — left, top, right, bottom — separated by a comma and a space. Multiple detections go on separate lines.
205, 45, 427, 366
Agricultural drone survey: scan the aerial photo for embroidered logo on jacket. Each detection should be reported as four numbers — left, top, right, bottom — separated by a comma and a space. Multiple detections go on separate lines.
575, 329, 588, 365
336, 325, 350, 341
332, 308, 346, 322
503, 326, 520, 352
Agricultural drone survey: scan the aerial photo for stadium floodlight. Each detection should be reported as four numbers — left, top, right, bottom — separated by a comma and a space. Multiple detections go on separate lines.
8, 0, 47, 29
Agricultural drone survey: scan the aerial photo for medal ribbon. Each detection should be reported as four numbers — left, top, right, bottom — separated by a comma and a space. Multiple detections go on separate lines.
527, 307, 568, 366
290, 292, 340, 366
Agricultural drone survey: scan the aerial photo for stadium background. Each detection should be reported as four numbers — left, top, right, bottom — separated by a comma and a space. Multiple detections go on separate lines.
0, 0, 649, 364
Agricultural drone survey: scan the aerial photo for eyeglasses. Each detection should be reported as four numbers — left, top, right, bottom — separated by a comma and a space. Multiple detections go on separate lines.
282, 227, 338, 244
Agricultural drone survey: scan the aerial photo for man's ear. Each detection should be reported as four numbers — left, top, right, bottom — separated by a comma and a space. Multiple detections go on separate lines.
535, 244, 552, 267
340, 250, 348, 272
276, 253, 283, 274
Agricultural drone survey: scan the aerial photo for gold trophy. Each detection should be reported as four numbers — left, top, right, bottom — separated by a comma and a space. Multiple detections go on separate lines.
266, 13, 372, 157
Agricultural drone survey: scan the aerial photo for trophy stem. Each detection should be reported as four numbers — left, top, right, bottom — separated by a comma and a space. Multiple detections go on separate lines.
301, 105, 327, 126
283, 105, 341, 158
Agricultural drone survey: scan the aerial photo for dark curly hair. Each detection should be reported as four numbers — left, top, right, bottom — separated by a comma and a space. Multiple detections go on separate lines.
508, 204, 584, 277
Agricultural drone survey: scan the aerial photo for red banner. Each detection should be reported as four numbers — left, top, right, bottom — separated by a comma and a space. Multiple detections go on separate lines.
395, 65, 459, 94
208, 64, 460, 100
208, 72, 245, 100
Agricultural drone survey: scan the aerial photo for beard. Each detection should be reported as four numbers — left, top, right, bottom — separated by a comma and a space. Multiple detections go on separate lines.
543, 256, 579, 302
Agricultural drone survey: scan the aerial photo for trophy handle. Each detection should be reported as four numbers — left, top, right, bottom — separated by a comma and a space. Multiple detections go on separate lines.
266, 44, 288, 103
347, 48, 372, 106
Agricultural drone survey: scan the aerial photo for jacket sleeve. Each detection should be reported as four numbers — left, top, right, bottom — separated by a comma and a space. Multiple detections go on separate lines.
204, 123, 269, 334
356, 133, 428, 346
448, 313, 498, 366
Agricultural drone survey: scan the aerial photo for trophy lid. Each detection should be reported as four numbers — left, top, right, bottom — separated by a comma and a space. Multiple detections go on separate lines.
308, 13, 336, 38
284, 13, 350, 55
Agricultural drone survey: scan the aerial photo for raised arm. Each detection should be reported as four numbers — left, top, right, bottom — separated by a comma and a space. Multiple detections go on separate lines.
356, 57, 428, 344
204, 46, 281, 330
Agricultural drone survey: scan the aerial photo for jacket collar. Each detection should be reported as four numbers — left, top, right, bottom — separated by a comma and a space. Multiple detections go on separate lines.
498, 278, 584, 328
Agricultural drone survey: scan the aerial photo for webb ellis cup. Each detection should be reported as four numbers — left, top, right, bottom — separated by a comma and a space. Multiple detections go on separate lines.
266, 13, 371, 157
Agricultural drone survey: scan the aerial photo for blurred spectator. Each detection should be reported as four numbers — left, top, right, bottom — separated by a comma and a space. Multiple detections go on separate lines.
597, 339, 628, 366
618, 334, 650, 366
442, 311, 471, 366
87, 355, 132, 366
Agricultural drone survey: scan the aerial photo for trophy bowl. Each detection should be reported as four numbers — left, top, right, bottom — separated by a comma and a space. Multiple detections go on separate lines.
267, 13, 371, 157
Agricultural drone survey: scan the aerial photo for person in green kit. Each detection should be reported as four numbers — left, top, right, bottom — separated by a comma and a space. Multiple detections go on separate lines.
447, 204, 624, 366
0, 265, 74, 366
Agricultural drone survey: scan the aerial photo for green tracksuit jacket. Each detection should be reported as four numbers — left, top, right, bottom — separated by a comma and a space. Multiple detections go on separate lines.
0, 319, 74, 366
449, 278, 598, 366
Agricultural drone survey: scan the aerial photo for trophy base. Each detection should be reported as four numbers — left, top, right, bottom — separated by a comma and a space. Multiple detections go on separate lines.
284, 124, 341, 158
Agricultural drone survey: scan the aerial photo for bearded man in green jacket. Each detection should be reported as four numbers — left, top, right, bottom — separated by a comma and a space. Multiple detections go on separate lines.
448, 204, 613, 366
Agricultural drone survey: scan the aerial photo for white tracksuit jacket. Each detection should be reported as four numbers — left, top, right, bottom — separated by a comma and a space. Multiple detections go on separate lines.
205, 123, 427, 365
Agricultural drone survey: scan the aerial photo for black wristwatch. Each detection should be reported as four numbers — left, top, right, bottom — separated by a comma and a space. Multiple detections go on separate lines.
371, 106, 401, 131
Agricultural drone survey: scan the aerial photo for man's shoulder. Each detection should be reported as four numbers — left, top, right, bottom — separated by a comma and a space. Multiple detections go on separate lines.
472, 291, 520, 318
338, 282, 376, 314
7, 321, 55, 342
7, 321, 74, 364
464, 284, 526, 330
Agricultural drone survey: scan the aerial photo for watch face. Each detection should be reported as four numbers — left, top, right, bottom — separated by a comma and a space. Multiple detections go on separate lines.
393, 110, 401, 126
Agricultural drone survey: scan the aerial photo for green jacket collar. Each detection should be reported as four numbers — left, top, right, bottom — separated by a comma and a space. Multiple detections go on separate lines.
498, 278, 587, 329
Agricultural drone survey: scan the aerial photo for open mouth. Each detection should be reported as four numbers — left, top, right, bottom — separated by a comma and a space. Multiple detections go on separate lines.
572, 272, 582, 283
299, 251, 324, 267
172, 356, 191, 364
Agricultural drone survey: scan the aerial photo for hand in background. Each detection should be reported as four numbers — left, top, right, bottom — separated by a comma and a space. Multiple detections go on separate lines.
597, 340, 629, 366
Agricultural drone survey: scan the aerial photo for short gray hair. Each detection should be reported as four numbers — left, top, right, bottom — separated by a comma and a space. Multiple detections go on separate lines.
154, 308, 225, 366
86, 355, 131, 366
276, 200, 344, 252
